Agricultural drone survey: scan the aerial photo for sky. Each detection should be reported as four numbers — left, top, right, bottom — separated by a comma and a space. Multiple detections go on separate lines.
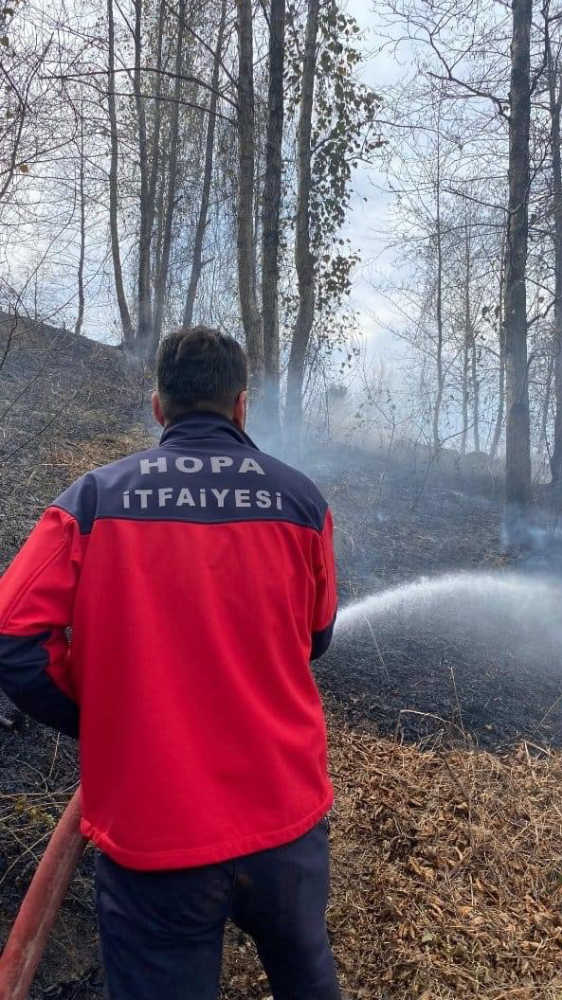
5, 0, 409, 367
341, 1, 410, 364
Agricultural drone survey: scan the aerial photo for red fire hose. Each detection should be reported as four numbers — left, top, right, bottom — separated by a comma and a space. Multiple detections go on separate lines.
0, 788, 86, 1000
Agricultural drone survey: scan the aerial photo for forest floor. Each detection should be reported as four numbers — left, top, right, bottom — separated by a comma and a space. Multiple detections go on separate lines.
1, 317, 562, 998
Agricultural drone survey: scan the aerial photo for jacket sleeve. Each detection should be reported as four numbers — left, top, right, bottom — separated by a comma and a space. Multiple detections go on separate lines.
0, 506, 84, 737
311, 508, 337, 661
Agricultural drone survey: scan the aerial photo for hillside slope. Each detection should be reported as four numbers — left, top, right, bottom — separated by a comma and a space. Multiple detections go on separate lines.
1, 321, 562, 998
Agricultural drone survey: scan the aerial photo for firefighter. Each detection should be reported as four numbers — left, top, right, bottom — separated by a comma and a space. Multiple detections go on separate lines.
0, 327, 341, 999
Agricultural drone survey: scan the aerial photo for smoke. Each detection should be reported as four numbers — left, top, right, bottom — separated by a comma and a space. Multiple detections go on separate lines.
502, 507, 562, 570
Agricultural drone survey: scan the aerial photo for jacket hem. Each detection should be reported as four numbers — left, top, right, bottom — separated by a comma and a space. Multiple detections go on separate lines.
81, 789, 334, 871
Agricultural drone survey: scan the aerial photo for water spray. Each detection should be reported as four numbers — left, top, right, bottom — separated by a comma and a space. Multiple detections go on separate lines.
335, 570, 562, 646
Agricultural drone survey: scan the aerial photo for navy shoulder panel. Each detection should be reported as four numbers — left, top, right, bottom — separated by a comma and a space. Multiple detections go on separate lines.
253, 450, 329, 531
52, 472, 98, 534
52, 441, 328, 532
51, 449, 155, 534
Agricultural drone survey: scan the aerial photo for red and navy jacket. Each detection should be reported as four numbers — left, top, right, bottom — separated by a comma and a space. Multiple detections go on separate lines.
0, 413, 337, 870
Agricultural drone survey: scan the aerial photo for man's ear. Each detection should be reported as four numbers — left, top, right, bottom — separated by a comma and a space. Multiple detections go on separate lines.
232, 390, 248, 430
152, 391, 166, 427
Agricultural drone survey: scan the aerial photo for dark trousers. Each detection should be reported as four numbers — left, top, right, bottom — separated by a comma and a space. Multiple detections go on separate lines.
96, 819, 342, 1000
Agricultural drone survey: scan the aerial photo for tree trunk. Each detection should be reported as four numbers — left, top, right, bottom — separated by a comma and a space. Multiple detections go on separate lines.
145, 0, 166, 282
153, 166, 166, 295
236, 0, 264, 390
432, 106, 445, 454
461, 224, 470, 458
504, 0, 533, 510
150, 0, 186, 363
551, 261, 562, 484
285, 0, 320, 439
461, 335, 469, 457
133, 0, 153, 359
261, 0, 286, 437
471, 334, 480, 452
546, 28, 562, 485
183, 0, 227, 329
462, 220, 480, 452
542, 354, 554, 460
491, 232, 507, 463
74, 125, 86, 338
107, 0, 134, 349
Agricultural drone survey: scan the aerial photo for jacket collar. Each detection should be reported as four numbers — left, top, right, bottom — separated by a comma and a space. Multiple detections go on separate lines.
160, 411, 259, 451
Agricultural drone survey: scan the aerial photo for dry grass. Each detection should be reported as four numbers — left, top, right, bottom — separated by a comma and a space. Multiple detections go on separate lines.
45, 427, 151, 482
217, 716, 562, 998
326, 719, 562, 999
3, 717, 562, 998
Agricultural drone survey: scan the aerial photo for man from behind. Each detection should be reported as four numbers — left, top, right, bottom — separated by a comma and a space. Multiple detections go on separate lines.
0, 327, 340, 999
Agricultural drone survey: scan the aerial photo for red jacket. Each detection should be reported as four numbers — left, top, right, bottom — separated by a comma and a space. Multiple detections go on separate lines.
0, 413, 337, 870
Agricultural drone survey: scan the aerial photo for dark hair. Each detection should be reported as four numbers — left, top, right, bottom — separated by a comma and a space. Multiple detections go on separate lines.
157, 326, 248, 419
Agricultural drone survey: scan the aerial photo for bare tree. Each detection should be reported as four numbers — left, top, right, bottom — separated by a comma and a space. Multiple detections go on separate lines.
432, 100, 445, 453
183, 0, 227, 329
461, 223, 471, 457
504, 0, 533, 508
261, 0, 286, 434
107, 0, 134, 349
285, 0, 321, 438
491, 235, 507, 463
74, 121, 86, 338
133, 0, 152, 355
151, 0, 187, 358
236, 0, 264, 390
545, 13, 562, 485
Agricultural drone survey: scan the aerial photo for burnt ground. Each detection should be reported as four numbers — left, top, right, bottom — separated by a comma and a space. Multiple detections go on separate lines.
0, 316, 148, 997
312, 450, 562, 753
2, 317, 562, 995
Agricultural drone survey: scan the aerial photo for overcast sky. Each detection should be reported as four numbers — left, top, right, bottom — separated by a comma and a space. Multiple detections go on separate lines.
341, 1, 409, 364
23, 1, 409, 364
